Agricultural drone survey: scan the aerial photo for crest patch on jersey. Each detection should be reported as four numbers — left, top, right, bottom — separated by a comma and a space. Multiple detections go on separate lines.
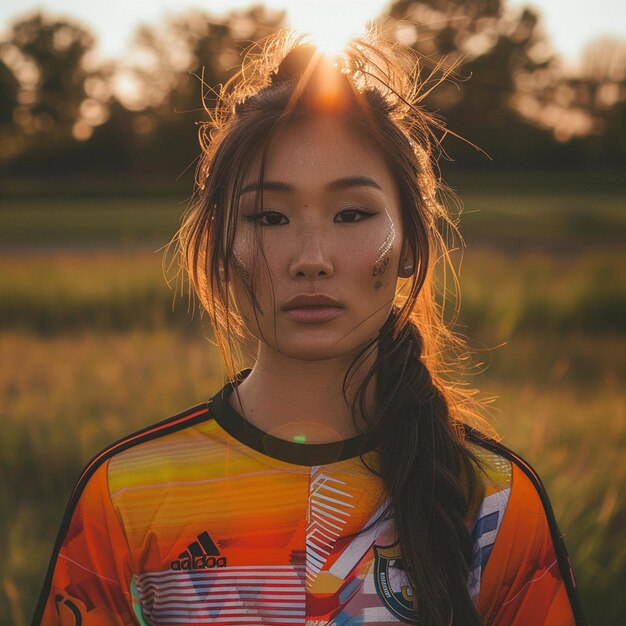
373, 543, 418, 623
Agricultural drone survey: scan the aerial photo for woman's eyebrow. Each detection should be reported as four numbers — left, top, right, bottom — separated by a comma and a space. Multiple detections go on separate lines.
240, 176, 383, 195
328, 176, 383, 192
241, 180, 291, 195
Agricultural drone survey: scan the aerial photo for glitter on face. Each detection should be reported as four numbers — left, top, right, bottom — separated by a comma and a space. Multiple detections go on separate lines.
372, 208, 396, 289
293, 141, 321, 168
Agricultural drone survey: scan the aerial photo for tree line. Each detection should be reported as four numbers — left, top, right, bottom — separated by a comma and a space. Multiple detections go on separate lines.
0, 0, 623, 185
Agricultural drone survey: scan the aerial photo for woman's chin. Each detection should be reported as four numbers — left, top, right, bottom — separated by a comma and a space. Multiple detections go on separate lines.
267, 337, 375, 364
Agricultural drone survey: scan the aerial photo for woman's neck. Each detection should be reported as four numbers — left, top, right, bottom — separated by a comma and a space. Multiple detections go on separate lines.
229, 346, 376, 444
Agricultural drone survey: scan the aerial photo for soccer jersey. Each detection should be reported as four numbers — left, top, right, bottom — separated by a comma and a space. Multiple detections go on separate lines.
33, 375, 586, 625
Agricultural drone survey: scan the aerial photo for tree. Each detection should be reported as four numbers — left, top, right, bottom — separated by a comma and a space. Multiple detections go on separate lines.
0, 51, 21, 166
0, 56, 19, 125
577, 37, 626, 163
118, 5, 286, 178
378, 1, 559, 165
4, 12, 104, 143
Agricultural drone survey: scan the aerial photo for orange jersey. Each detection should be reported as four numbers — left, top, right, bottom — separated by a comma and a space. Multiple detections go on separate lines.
33, 377, 586, 625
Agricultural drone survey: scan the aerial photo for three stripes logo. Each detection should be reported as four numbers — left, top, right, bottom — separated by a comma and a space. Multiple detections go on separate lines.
171, 531, 227, 571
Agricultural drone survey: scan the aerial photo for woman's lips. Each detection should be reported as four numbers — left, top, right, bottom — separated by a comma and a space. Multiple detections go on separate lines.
283, 306, 343, 323
282, 294, 343, 323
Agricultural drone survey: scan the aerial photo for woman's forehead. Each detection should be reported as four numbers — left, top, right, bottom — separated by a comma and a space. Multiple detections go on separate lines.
244, 116, 397, 194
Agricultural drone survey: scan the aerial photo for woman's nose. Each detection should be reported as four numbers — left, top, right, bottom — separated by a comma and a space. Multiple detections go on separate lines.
288, 225, 334, 279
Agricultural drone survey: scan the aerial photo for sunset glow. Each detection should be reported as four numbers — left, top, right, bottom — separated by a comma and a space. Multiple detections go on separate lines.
286, 1, 379, 57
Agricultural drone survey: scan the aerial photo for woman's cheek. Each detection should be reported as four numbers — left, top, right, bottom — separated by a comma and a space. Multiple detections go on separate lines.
232, 229, 265, 316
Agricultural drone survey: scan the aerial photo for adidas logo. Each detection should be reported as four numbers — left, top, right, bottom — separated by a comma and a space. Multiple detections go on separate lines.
171, 531, 227, 571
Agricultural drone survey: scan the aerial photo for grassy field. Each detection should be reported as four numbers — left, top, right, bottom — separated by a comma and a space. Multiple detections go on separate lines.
0, 175, 624, 624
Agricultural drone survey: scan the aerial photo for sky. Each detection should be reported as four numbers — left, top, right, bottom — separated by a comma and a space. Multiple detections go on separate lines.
0, 0, 624, 72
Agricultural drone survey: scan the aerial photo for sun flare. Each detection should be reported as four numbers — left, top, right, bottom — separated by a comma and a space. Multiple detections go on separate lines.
284, 1, 379, 58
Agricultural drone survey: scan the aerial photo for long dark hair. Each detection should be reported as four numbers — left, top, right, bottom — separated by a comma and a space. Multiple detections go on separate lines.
167, 29, 490, 626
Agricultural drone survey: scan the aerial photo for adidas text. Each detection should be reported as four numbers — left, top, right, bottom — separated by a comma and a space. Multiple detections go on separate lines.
171, 555, 227, 570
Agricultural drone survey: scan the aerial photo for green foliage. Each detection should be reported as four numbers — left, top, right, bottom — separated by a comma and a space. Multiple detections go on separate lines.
0, 248, 194, 333
456, 248, 626, 336
0, 57, 19, 125
383, 1, 626, 165
5, 13, 97, 137
0, 196, 181, 246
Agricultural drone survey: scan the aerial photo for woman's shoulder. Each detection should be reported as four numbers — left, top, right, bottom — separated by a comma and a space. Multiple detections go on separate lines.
463, 427, 561, 539
69, 402, 213, 502
464, 428, 584, 623
464, 427, 556, 514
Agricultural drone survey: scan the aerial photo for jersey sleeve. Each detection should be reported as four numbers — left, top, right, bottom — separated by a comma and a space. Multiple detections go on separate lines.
477, 461, 584, 626
32, 459, 139, 626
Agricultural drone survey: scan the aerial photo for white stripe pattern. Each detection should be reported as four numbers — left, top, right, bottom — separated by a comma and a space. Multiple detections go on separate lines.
467, 487, 511, 601
306, 470, 355, 584
135, 566, 306, 625
329, 502, 390, 579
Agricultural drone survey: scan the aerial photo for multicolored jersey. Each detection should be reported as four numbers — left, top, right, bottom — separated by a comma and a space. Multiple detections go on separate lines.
33, 376, 586, 625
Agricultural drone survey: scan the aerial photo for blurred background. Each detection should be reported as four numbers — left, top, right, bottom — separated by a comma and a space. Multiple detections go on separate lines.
0, 0, 624, 623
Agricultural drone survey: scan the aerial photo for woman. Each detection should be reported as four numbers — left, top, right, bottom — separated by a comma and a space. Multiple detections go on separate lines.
33, 32, 586, 625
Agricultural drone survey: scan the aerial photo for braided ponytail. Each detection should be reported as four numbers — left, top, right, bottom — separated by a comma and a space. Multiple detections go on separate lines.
354, 310, 482, 626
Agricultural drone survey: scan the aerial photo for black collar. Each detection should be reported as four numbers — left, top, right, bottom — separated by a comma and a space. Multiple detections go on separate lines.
209, 370, 373, 466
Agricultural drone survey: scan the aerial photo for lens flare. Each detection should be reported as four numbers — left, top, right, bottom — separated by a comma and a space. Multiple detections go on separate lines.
300, 21, 354, 58
285, 1, 378, 58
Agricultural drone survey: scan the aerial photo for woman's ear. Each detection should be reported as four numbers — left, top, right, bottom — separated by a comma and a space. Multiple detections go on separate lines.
398, 241, 415, 278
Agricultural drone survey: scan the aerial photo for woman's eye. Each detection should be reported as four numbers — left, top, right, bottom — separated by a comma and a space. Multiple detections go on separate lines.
334, 208, 374, 223
245, 211, 288, 226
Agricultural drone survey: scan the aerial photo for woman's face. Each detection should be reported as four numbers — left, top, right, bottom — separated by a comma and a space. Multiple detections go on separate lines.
230, 116, 407, 361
